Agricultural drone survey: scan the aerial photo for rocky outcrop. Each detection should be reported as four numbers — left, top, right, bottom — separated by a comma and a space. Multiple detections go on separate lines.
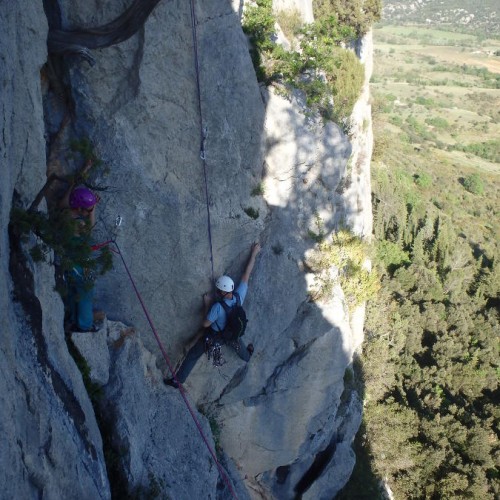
71, 320, 225, 499
0, 3, 110, 497
2, 0, 374, 497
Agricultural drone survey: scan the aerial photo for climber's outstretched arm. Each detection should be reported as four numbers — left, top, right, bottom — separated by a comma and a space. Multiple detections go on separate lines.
241, 242, 261, 284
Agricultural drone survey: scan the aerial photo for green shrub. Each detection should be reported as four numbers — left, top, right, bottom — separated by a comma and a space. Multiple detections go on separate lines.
463, 173, 484, 195
308, 213, 326, 243
11, 208, 113, 279
415, 95, 436, 107
326, 48, 365, 122
389, 115, 403, 127
308, 228, 379, 306
243, 0, 366, 123
243, 206, 260, 219
251, 183, 265, 196
425, 116, 449, 129
415, 172, 432, 188
454, 139, 500, 163
313, 0, 382, 37
376, 240, 410, 270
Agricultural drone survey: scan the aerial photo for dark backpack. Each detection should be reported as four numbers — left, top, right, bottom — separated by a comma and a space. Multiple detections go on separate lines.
218, 292, 248, 343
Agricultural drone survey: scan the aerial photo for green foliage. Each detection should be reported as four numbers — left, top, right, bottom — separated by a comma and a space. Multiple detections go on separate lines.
415, 172, 432, 188
313, 0, 382, 37
243, 0, 367, 122
66, 335, 103, 402
242, 0, 275, 49
405, 115, 436, 142
251, 183, 265, 196
425, 116, 450, 129
463, 173, 485, 195
431, 63, 500, 89
68, 138, 109, 183
362, 162, 499, 499
11, 208, 113, 278
454, 139, 500, 163
70, 137, 102, 165
357, 22, 500, 498
243, 206, 259, 219
307, 212, 326, 243
376, 240, 410, 270
415, 95, 436, 107
308, 228, 379, 307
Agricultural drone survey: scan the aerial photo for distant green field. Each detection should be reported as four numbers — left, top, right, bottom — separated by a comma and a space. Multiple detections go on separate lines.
371, 26, 500, 173
380, 0, 500, 37
378, 25, 478, 43
372, 42, 500, 247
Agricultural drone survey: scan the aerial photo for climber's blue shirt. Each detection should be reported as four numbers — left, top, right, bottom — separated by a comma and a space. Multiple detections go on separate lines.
207, 282, 248, 332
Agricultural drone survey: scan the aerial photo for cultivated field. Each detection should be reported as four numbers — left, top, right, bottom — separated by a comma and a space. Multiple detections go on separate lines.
370, 25, 500, 300
371, 25, 500, 251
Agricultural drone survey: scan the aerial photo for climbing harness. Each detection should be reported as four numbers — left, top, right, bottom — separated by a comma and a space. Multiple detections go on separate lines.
205, 335, 225, 367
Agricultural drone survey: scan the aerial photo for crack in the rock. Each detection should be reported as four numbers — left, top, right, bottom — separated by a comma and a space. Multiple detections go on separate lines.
8, 208, 98, 462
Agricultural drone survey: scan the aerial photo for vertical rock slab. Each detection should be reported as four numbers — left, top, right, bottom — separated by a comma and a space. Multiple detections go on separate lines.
58, 0, 266, 364
0, 2, 110, 498
32, 0, 374, 496
100, 322, 222, 498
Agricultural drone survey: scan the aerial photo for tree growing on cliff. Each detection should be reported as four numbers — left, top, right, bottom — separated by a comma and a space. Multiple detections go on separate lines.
313, 0, 382, 37
242, 0, 366, 123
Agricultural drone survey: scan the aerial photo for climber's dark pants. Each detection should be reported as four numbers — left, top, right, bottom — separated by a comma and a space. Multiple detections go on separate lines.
175, 329, 250, 383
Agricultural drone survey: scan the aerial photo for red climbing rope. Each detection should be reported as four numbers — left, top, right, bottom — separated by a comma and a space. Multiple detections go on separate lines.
112, 240, 239, 500
90, 240, 116, 252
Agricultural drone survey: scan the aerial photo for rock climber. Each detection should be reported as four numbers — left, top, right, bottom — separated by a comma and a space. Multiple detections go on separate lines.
59, 177, 100, 332
165, 242, 261, 387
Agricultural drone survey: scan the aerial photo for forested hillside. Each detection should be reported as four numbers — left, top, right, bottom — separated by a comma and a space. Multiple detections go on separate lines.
338, 10, 499, 500
382, 0, 500, 35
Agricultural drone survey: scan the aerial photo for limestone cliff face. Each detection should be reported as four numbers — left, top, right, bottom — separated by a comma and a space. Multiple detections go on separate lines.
0, 3, 110, 499
0, 0, 373, 498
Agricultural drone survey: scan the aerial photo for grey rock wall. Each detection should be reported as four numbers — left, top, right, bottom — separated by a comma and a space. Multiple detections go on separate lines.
0, 2, 110, 498
2, 0, 374, 497
98, 321, 222, 498
59, 0, 265, 362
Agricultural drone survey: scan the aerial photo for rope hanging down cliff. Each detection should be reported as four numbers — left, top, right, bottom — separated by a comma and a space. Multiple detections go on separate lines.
189, 0, 216, 286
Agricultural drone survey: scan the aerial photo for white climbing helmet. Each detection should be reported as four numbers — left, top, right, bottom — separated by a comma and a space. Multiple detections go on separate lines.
215, 275, 234, 293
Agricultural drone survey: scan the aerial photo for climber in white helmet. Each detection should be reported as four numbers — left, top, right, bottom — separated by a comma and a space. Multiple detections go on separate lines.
165, 242, 261, 388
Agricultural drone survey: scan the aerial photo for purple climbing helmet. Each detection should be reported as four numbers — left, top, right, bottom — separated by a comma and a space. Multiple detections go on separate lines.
69, 186, 97, 209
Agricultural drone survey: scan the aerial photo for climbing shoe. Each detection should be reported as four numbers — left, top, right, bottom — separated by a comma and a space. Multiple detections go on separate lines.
163, 377, 179, 389
247, 343, 254, 356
